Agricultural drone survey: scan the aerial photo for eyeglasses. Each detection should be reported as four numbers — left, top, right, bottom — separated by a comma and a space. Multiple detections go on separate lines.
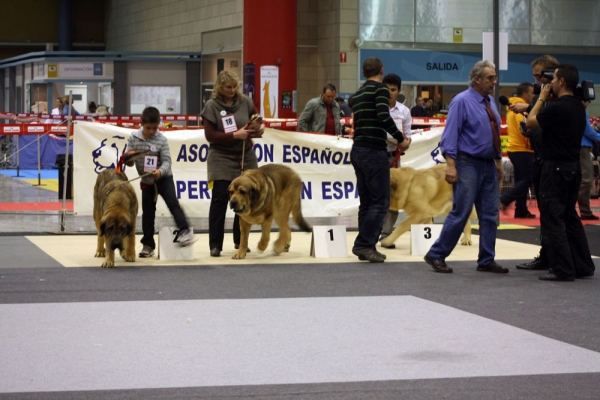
481, 75, 498, 82
533, 74, 543, 79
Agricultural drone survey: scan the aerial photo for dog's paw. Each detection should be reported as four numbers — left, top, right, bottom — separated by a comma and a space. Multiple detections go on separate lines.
380, 237, 395, 248
460, 238, 472, 246
101, 259, 115, 268
284, 244, 290, 252
122, 252, 136, 262
95, 250, 106, 257
232, 251, 247, 260
257, 241, 269, 252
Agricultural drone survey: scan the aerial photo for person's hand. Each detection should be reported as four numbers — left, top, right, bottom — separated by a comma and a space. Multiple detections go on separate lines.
495, 160, 504, 184
251, 122, 266, 138
509, 103, 529, 114
399, 137, 411, 150
445, 164, 458, 184
538, 84, 552, 102
151, 169, 161, 180
233, 127, 252, 140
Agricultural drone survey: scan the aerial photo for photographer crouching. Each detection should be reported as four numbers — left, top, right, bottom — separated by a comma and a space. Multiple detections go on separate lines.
526, 63, 595, 281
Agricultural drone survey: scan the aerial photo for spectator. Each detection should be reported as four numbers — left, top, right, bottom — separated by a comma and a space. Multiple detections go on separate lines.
298, 84, 341, 135
431, 93, 444, 115
410, 97, 429, 117
86, 101, 98, 115
424, 60, 507, 274
51, 97, 63, 115
577, 99, 600, 220
336, 96, 352, 117
499, 82, 536, 218
61, 96, 80, 116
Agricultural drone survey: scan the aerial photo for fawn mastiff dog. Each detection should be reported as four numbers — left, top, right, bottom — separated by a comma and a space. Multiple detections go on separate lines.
380, 164, 476, 248
93, 169, 138, 267
228, 164, 311, 259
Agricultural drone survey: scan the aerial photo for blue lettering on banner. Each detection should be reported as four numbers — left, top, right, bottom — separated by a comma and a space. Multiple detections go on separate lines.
282, 145, 351, 165
176, 144, 209, 162
322, 181, 358, 200
253, 143, 274, 163
176, 180, 210, 199
302, 182, 312, 200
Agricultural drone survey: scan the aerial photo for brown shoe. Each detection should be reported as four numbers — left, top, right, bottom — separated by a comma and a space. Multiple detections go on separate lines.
357, 247, 387, 260
477, 261, 509, 273
352, 247, 385, 263
424, 252, 452, 273
210, 248, 221, 257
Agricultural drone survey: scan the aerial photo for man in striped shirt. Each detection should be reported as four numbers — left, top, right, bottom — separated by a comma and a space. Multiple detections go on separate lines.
350, 57, 411, 263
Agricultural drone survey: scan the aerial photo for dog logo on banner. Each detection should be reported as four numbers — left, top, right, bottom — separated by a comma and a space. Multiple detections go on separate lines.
91, 135, 128, 174
430, 143, 446, 164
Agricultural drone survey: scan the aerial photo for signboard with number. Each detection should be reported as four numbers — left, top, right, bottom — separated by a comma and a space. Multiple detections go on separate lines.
411, 224, 443, 256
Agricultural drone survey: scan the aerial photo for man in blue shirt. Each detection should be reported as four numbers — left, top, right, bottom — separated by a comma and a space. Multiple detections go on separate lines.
424, 60, 508, 274
577, 100, 600, 220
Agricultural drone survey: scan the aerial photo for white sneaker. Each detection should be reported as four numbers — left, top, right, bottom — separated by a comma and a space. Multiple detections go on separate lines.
139, 246, 155, 258
177, 229, 194, 247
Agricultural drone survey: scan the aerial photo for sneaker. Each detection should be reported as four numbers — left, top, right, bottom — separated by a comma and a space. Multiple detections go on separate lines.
177, 229, 194, 247
139, 246, 155, 258
516, 257, 547, 270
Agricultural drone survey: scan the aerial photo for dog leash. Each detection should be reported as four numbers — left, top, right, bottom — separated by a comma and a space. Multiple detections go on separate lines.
105, 171, 153, 197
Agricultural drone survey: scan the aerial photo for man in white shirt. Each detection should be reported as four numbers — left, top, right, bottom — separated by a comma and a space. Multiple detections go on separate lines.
380, 73, 412, 247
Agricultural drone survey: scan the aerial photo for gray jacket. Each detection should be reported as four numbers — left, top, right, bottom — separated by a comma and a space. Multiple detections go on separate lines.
297, 96, 341, 134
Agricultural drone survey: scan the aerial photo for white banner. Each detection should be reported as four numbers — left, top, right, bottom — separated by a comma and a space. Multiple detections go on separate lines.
73, 121, 443, 217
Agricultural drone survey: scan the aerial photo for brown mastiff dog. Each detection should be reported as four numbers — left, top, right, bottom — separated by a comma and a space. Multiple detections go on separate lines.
228, 164, 311, 259
93, 169, 138, 267
380, 164, 476, 248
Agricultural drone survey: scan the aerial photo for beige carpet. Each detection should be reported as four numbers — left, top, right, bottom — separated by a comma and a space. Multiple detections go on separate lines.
26, 230, 541, 268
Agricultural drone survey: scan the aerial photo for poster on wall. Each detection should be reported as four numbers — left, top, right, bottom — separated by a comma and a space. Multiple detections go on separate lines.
260, 66, 278, 118
130, 86, 181, 114
243, 63, 255, 101
282, 91, 291, 109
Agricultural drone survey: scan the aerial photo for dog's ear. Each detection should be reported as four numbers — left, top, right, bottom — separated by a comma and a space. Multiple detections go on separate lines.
100, 220, 107, 236
250, 185, 261, 206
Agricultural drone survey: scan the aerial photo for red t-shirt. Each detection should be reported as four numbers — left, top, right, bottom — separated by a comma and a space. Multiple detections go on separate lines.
325, 103, 335, 134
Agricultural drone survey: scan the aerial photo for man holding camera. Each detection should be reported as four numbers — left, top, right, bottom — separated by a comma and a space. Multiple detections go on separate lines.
526, 63, 595, 281
510, 55, 558, 272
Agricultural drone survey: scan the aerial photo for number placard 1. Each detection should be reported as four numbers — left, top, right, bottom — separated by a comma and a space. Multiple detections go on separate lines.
410, 224, 443, 256
310, 225, 348, 258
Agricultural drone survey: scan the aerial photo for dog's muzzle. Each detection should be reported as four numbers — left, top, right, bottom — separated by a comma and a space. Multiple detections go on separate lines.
229, 199, 244, 213
110, 241, 124, 251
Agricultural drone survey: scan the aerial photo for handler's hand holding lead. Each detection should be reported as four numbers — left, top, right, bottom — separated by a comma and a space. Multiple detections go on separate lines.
400, 137, 411, 150
152, 170, 161, 180
445, 165, 458, 184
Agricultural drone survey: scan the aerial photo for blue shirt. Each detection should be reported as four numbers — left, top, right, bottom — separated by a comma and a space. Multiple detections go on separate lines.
440, 87, 502, 160
581, 112, 600, 148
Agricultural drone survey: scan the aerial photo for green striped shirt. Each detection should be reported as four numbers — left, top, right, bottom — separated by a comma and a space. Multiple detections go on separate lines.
351, 80, 405, 150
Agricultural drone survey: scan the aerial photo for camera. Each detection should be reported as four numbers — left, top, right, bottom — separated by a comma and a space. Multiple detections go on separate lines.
533, 69, 555, 95
533, 68, 595, 101
575, 80, 595, 101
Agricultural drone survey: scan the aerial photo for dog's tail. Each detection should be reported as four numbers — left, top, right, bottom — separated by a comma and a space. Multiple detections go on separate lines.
292, 201, 311, 232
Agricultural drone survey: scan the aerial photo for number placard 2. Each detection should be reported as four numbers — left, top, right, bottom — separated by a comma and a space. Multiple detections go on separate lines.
410, 224, 443, 256
310, 225, 348, 258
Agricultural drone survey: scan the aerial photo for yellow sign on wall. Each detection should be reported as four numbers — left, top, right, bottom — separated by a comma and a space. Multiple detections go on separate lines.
453, 28, 463, 43
48, 64, 57, 78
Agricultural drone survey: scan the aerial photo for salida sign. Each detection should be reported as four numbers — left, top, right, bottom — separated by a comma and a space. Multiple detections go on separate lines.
426, 62, 459, 71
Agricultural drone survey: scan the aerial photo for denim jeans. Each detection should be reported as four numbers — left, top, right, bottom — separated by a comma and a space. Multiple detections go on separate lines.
350, 145, 390, 250
428, 153, 499, 266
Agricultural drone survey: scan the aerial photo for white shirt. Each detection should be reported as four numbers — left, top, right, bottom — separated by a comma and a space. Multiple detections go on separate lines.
386, 101, 412, 152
